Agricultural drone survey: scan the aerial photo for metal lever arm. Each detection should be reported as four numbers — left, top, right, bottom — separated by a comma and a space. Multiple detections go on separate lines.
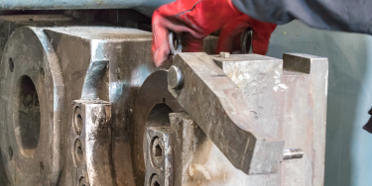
168, 52, 284, 174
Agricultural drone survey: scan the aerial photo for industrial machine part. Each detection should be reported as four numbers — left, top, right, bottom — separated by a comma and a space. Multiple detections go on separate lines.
0, 14, 328, 186
135, 52, 327, 186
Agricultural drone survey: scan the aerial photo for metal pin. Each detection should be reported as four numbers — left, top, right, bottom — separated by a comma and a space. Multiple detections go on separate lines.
168, 65, 184, 90
283, 148, 304, 160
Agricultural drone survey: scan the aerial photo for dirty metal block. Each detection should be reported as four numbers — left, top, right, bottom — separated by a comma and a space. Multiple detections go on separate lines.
0, 26, 155, 186
135, 52, 327, 186
0, 22, 328, 186
43, 26, 154, 186
72, 100, 113, 186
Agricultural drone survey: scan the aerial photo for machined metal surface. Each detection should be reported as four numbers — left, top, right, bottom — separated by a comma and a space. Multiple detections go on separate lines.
214, 53, 328, 186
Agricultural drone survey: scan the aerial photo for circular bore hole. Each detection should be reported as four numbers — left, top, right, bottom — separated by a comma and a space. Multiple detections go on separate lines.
17, 75, 40, 157
73, 138, 83, 163
155, 144, 162, 157
73, 107, 83, 135
8, 58, 14, 72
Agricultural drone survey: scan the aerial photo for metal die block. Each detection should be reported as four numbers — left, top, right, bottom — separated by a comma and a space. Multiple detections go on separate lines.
72, 100, 113, 186
144, 126, 174, 186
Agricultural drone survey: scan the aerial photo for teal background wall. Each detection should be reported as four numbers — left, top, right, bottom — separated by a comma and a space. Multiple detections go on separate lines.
268, 20, 372, 186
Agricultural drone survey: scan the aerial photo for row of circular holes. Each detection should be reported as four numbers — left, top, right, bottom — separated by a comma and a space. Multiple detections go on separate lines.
7, 58, 14, 163
149, 137, 164, 186
73, 106, 88, 186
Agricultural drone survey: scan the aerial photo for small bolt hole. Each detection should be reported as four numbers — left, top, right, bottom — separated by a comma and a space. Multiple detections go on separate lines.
9, 58, 14, 72
78, 146, 83, 156
40, 161, 44, 170
73, 107, 83, 135
73, 138, 84, 164
155, 144, 162, 157
173, 38, 179, 50
39, 67, 45, 77
8, 146, 13, 160
77, 114, 83, 125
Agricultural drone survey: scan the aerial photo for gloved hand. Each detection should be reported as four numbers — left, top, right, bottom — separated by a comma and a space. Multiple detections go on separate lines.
152, 0, 277, 67
217, 15, 277, 54
152, 0, 242, 66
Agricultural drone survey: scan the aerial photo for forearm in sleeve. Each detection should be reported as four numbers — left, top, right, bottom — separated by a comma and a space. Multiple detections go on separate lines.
232, 0, 372, 34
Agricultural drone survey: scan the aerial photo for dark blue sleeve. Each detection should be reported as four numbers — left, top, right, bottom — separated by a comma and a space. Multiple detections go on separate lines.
232, 0, 372, 35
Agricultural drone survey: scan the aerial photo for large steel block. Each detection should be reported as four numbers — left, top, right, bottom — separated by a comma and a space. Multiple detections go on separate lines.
0, 24, 328, 186
0, 26, 154, 186
135, 52, 328, 186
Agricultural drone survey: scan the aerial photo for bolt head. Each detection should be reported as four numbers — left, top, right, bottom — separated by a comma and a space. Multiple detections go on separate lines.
168, 65, 183, 89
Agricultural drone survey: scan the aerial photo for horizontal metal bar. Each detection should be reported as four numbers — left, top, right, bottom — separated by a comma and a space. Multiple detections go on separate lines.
0, 0, 172, 10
